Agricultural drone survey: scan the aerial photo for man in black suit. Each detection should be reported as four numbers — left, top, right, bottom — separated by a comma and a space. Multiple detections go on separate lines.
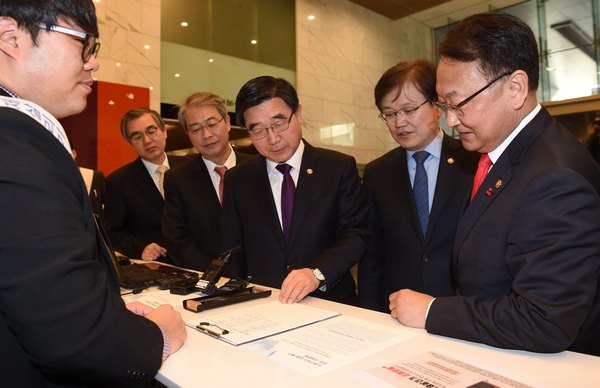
222, 76, 368, 305
0, 0, 186, 385
394, 13, 600, 356
102, 108, 186, 262
163, 92, 250, 270
359, 61, 477, 312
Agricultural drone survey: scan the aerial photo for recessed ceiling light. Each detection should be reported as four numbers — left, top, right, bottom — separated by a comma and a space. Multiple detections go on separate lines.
307, 15, 316, 21
174, 73, 181, 78
149, 86, 154, 91
180, 21, 188, 27
209, 58, 214, 63
250, 40, 257, 45
144, 44, 151, 50
115, 62, 121, 67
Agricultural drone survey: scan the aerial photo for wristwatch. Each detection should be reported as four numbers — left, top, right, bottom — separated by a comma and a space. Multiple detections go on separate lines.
312, 268, 326, 285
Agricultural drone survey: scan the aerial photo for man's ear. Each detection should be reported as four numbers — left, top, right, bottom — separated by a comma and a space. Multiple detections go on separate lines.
507, 70, 529, 110
0, 17, 21, 58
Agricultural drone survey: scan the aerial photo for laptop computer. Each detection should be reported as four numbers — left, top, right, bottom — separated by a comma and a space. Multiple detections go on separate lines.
93, 214, 198, 290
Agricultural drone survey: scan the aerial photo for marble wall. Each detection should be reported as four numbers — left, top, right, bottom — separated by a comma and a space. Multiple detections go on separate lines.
94, 0, 433, 164
296, 0, 433, 164
93, 0, 161, 110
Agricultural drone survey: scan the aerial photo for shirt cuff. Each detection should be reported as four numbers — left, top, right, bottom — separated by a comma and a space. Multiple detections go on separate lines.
159, 327, 171, 362
424, 297, 436, 321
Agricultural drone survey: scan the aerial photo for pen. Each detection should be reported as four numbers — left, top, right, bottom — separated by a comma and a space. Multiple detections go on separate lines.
196, 322, 229, 338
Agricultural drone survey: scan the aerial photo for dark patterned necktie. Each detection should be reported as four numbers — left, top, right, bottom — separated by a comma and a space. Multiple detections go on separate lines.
214, 166, 227, 204
412, 151, 430, 237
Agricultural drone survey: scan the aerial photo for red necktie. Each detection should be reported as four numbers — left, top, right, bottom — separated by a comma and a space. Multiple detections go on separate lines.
470, 153, 492, 201
214, 166, 227, 204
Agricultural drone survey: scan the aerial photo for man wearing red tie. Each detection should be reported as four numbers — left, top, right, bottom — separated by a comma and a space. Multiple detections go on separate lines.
392, 13, 600, 356
162, 92, 250, 271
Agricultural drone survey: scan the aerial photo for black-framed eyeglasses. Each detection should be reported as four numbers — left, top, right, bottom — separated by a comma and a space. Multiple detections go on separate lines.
37, 23, 100, 62
187, 116, 225, 136
246, 113, 294, 140
435, 71, 513, 116
378, 100, 429, 123
128, 125, 161, 143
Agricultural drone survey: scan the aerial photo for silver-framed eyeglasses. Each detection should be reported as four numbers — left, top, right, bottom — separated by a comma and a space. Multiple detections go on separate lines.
435, 71, 513, 116
187, 117, 225, 136
37, 23, 100, 62
378, 100, 428, 123
129, 125, 161, 143
246, 113, 294, 140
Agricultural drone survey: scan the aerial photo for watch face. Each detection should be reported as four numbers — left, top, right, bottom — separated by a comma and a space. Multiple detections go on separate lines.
313, 268, 325, 281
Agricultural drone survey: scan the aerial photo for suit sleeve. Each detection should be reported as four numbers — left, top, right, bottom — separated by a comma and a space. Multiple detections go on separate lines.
162, 170, 212, 270
426, 169, 600, 353
311, 156, 369, 289
102, 173, 148, 258
358, 167, 387, 311
0, 114, 163, 385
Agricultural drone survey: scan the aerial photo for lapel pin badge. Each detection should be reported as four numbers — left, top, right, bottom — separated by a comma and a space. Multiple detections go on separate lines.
486, 187, 493, 197
495, 179, 503, 189
306, 168, 314, 175
447, 157, 455, 165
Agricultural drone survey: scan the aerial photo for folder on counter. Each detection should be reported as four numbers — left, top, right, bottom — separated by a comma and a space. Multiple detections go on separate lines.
186, 301, 340, 346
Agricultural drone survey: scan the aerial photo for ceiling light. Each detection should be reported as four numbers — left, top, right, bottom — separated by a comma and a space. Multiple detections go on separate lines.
149, 86, 154, 91
180, 21, 188, 27
250, 40, 257, 45
174, 73, 181, 78
209, 58, 214, 63
307, 15, 316, 21
144, 44, 151, 50
115, 62, 121, 67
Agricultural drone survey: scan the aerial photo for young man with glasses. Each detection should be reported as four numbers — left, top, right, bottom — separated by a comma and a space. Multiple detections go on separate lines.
162, 92, 251, 270
102, 108, 186, 262
0, 1, 186, 385
358, 60, 478, 313
393, 13, 600, 356
222, 76, 368, 305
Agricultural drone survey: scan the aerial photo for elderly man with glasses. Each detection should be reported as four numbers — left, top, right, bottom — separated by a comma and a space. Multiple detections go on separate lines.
162, 92, 251, 271
102, 108, 187, 262
221, 76, 368, 305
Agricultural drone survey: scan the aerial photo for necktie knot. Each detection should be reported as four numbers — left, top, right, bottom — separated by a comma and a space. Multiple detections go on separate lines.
276, 163, 292, 175
413, 150, 429, 165
214, 165, 227, 177
470, 153, 492, 201
155, 165, 168, 174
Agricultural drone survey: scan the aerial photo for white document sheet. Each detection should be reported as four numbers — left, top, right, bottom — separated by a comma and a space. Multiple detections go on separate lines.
244, 315, 419, 376
186, 301, 340, 346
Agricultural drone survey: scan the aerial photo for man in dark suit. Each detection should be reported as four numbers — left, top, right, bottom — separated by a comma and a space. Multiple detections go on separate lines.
163, 92, 251, 270
222, 76, 368, 305
359, 61, 478, 312
394, 13, 600, 356
102, 108, 186, 262
0, 1, 186, 385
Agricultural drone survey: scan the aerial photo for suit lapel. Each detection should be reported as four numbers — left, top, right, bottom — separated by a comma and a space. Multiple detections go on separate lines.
132, 158, 163, 209
252, 156, 287, 249
190, 156, 221, 212
287, 143, 320, 249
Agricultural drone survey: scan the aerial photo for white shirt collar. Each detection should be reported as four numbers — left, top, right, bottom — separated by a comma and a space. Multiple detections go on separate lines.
266, 139, 305, 174
488, 104, 542, 164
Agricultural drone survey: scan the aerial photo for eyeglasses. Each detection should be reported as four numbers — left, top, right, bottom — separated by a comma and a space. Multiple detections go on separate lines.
246, 113, 294, 140
435, 71, 513, 116
378, 100, 429, 123
128, 125, 161, 143
187, 117, 225, 136
37, 23, 100, 62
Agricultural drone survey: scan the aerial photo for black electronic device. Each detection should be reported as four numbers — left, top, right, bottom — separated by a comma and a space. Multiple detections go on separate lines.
196, 246, 240, 294
183, 286, 271, 313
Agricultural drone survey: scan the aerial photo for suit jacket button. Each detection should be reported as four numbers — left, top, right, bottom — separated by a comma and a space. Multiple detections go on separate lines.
421, 254, 429, 262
